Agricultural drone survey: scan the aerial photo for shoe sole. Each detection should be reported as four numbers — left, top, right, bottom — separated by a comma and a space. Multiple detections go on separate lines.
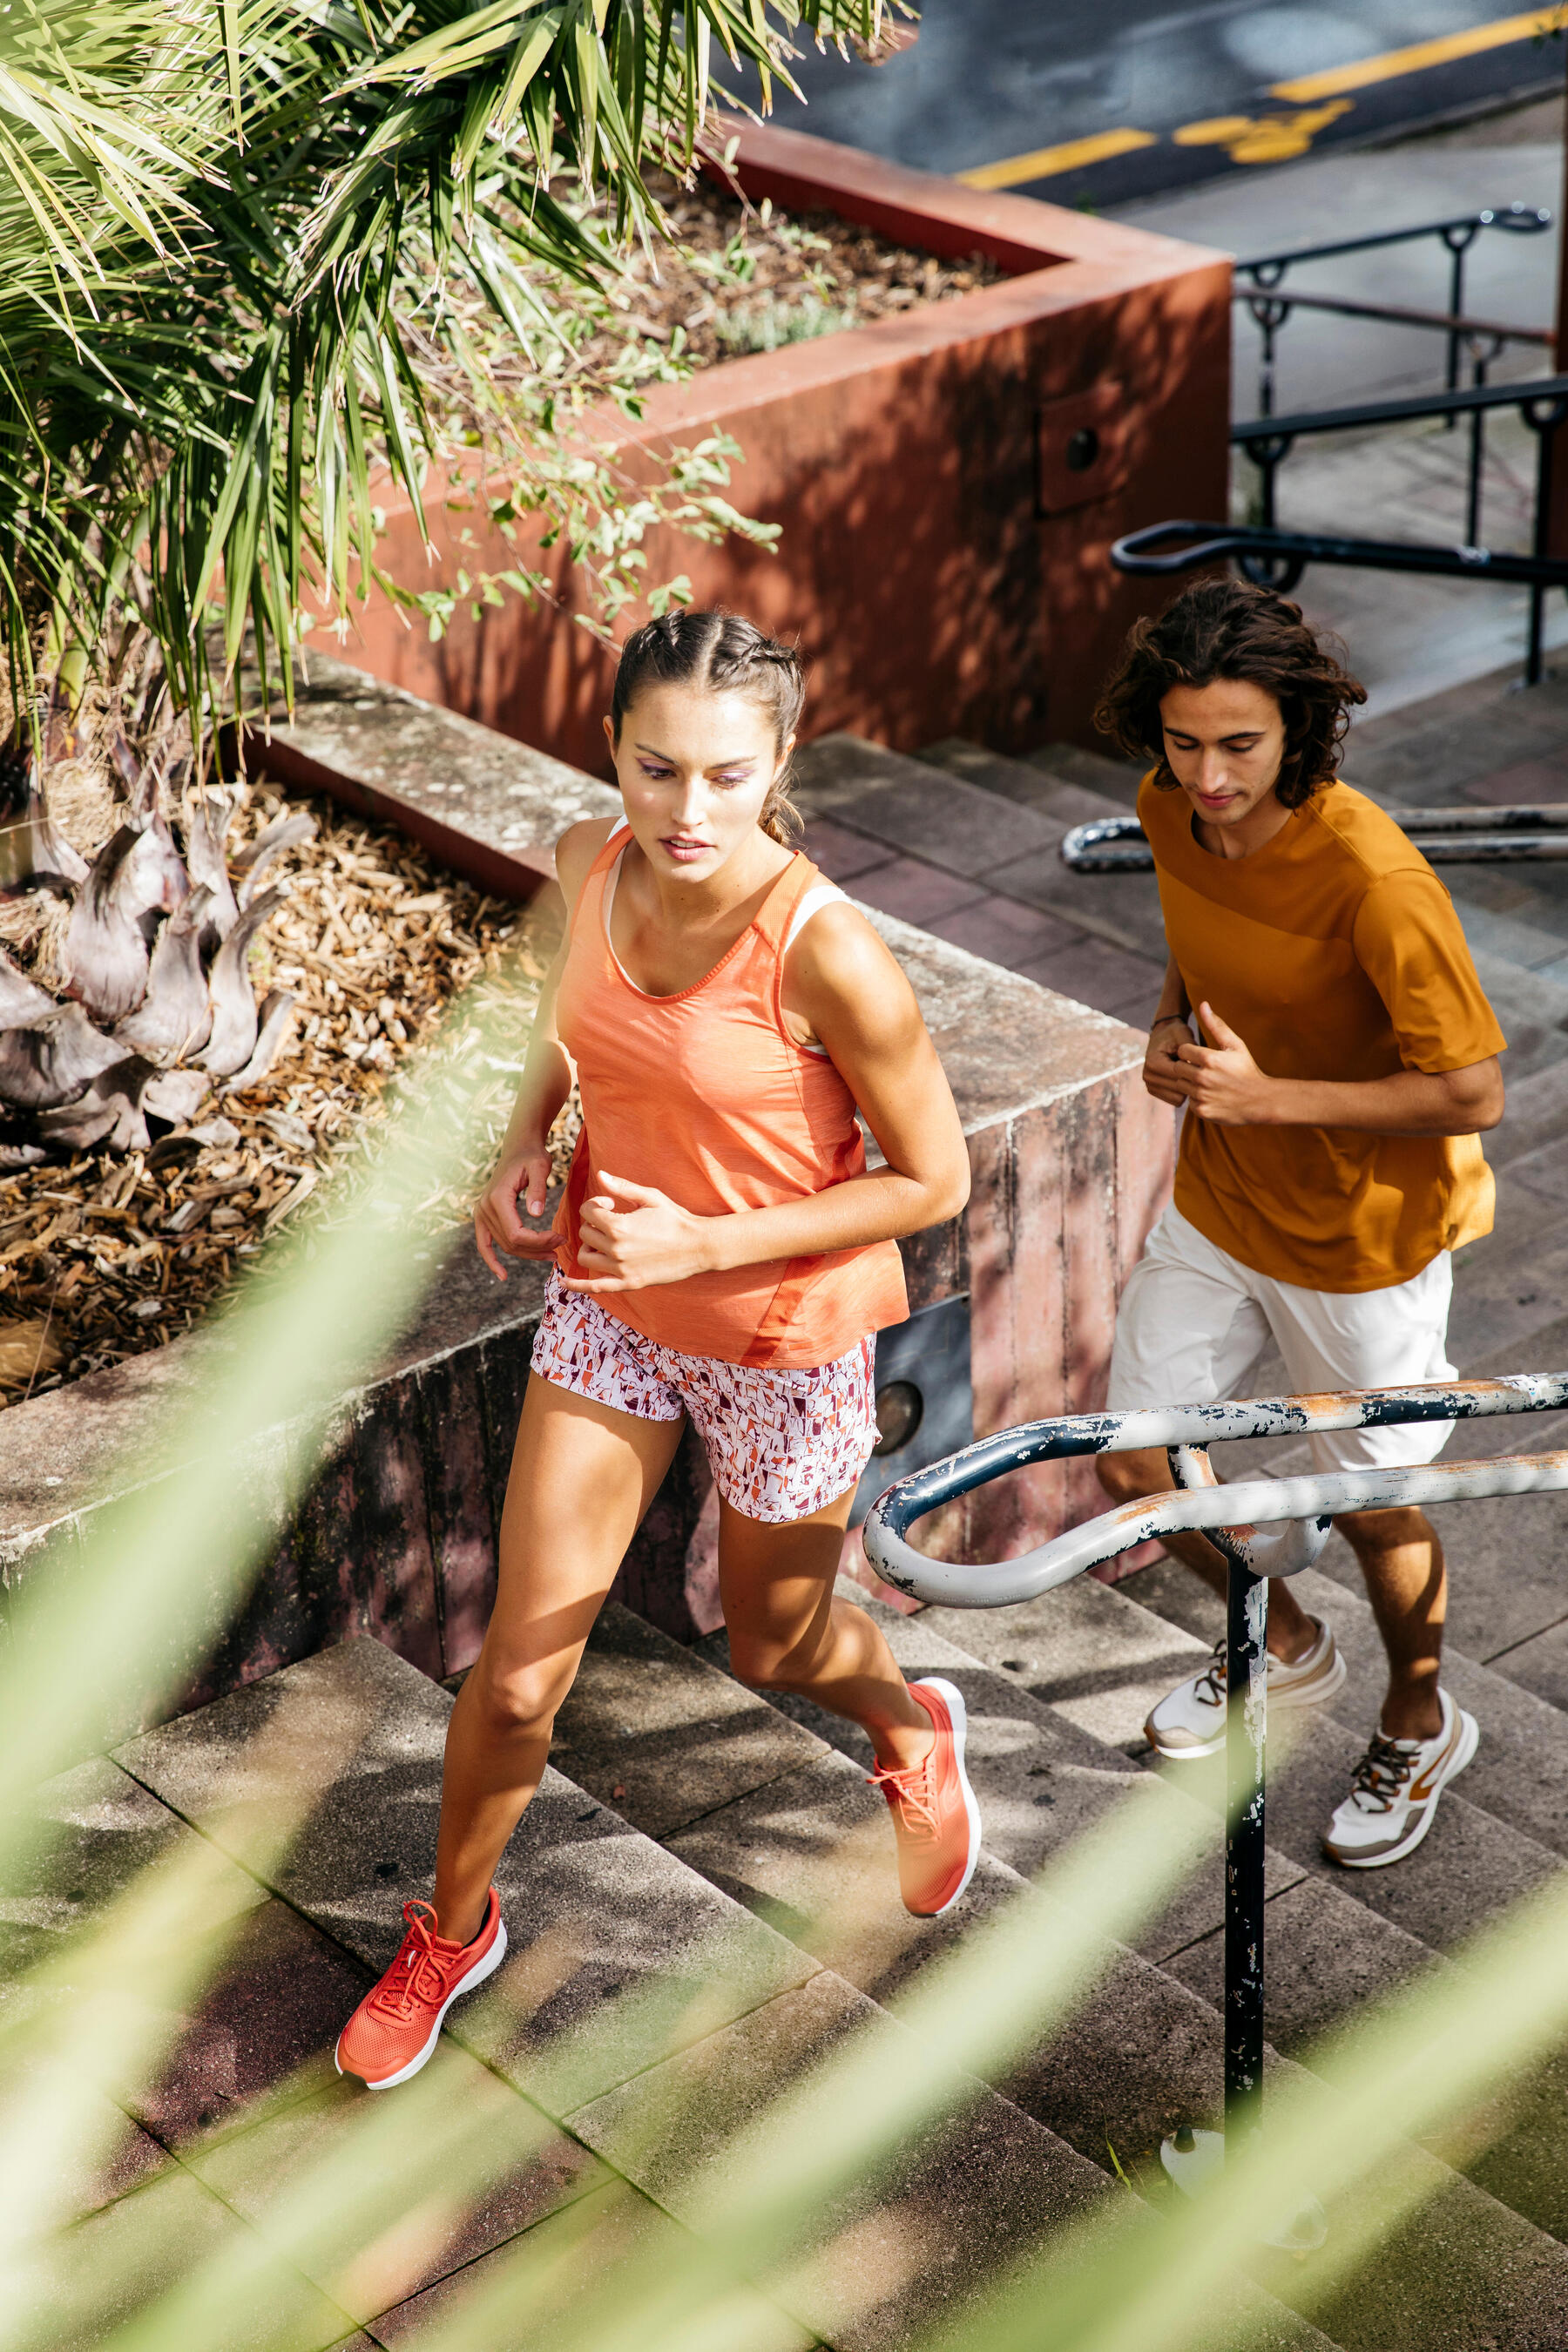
1327, 1708, 1480, 1870
1145, 1644, 1349, 1762
909, 1677, 983, 1918
335, 1920, 509, 2090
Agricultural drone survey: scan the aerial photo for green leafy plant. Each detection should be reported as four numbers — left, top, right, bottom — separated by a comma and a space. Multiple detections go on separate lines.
0, 0, 901, 740
711, 289, 858, 352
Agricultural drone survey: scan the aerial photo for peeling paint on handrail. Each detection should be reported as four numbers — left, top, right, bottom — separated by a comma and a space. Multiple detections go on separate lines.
867, 1371, 1568, 2154
1060, 812, 1568, 874
861, 1375, 1568, 1605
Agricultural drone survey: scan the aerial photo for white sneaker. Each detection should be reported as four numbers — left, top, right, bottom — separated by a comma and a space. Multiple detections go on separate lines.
1323, 1687, 1478, 1869
1143, 1617, 1347, 1760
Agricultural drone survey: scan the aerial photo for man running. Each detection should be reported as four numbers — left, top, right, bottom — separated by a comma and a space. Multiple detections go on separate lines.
1093, 577, 1504, 1868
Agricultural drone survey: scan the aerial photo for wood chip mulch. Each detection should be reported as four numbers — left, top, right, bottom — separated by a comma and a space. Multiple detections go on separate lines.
0, 785, 571, 1402
579, 175, 1004, 370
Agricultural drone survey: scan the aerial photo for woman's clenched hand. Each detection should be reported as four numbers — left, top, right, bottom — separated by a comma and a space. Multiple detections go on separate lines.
564, 1173, 719, 1293
473, 1146, 562, 1281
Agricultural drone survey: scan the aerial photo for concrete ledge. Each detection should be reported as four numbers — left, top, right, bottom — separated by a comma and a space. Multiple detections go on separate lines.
240, 647, 618, 897
0, 1244, 551, 1740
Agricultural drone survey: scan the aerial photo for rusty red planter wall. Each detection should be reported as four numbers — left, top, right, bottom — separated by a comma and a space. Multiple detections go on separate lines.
326, 124, 1230, 770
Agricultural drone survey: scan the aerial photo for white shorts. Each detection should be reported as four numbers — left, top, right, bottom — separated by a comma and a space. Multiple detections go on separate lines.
1105, 1206, 1456, 1473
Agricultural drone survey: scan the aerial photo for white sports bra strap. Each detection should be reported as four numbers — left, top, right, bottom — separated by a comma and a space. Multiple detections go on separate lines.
785, 879, 847, 951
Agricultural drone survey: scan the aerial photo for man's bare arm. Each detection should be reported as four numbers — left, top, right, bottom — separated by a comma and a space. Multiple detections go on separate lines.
1169, 1001, 1504, 1134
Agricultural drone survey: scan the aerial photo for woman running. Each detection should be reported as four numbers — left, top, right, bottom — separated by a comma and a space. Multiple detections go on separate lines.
335, 611, 978, 2089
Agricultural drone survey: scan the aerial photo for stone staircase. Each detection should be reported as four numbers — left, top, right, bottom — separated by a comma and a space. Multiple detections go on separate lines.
23, 1634, 1334, 2352
29, 659, 1568, 2346
38, 1590, 1562, 2349
760, 657, 1568, 2341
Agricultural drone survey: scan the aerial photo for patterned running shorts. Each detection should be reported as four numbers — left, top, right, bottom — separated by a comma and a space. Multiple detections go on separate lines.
530, 1274, 879, 1524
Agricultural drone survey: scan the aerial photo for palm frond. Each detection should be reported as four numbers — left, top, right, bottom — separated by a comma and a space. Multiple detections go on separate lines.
0, 0, 898, 747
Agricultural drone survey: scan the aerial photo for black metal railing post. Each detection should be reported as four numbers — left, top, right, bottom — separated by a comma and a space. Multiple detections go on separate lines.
1441, 219, 1484, 416
1246, 294, 1290, 419
864, 1378, 1568, 2219
1223, 1554, 1267, 2155
1465, 332, 1506, 547
1522, 390, 1568, 686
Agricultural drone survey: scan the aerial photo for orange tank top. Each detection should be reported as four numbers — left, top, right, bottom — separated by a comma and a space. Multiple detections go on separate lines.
552, 823, 909, 1368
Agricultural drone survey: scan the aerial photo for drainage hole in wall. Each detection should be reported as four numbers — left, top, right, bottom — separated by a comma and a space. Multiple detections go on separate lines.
873, 1380, 924, 1456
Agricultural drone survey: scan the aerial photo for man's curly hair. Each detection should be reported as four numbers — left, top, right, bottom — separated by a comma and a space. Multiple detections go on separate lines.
1094, 577, 1367, 808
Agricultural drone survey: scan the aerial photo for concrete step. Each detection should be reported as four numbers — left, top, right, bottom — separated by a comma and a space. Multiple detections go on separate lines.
883, 1576, 1560, 1965
559, 1604, 1243, 2153
955, 1533, 1568, 1963
1347, 669, 1568, 811
889, 1571, 1568, 2260
1446, 1172, 1568, 1371
1458, 945, 1568, 1083
913, 737, 1129, 827
681, 1592, 1568, 2342
790, 734, 1165, 1024
1101, 1558, 1568, 2245
1488, 1056, 1568, 1174
104, 1632, 1163, 2352
1024, 741, 1147, 813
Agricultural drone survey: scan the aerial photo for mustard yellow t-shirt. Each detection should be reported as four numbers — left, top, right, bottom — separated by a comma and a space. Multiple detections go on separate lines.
1139, 774, 1506, 1294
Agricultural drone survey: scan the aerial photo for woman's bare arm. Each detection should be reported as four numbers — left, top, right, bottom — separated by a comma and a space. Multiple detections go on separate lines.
473, 818, 615, 1280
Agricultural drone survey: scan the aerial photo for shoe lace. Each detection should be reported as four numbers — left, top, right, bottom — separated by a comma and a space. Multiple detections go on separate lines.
368, 1900, 454, 2020
1193, 1636, 1228, 1707
1348, 1731, 1414, 1814
868, 1751, 940, 1840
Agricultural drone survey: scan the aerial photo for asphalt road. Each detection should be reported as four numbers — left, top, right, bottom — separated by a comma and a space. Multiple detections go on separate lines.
738, 2, 1565, 206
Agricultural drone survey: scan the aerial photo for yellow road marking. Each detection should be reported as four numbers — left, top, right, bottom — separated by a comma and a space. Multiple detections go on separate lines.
959, 10, 1559, 192
1173, 100, 1353, 164
1272, 10, 1561, 100
956, 127, 1156, 191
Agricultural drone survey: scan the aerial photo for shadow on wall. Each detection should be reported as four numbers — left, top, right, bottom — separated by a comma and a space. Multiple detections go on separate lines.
326, 125, 1230, 770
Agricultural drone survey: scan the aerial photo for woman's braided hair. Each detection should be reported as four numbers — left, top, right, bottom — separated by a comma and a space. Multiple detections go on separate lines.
1094, 577, 1367, 808
611, 610, 807, 843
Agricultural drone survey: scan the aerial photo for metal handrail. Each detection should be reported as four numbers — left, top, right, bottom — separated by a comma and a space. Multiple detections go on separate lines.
1233, 288, 1549, 347
1237, 206, 1551, 286
1112, 517, 1568, 591
1111, 373, 1568, 686
1058, 800, 1568, 874
1233, 285, 1550, 435
1231, 370, 1568, 445
1236, 205, 1551, 417
1238, 372, 1568, 629
862, 1372, 1568, 2157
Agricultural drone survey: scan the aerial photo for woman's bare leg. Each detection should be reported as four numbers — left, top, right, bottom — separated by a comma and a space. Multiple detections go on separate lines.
718, 1487, 931, 1772
431, 1377, 684, 1945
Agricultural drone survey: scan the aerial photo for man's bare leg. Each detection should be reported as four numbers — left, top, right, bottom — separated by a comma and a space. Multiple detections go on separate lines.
1332, 1505, 1445, 1743
1097, 1447, 1320, 1663
1098, 1456, 1447, 1737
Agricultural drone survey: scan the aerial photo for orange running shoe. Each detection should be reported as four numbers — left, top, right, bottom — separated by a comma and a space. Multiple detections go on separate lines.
335, 1889, 506, 2090
868, 1678, 982, 1917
